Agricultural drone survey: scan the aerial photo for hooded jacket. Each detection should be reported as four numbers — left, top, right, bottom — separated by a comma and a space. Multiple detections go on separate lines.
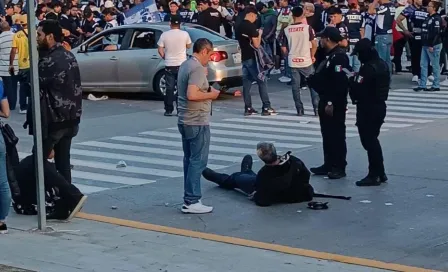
253, 153, 313, 207
261, 8, 277, 42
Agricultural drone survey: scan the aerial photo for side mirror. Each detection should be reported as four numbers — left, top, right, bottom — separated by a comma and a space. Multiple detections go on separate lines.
79, 44, 87, 53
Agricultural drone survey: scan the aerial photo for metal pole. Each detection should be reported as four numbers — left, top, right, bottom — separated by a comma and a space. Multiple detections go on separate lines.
26, 0, 46, 230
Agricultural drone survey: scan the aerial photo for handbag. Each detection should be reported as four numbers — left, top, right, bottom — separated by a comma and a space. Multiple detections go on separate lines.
0, 121, 19, 146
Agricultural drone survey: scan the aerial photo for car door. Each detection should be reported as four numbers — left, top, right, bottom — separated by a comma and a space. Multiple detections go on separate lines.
116, 28, 163, 91
73, 28, 129, 92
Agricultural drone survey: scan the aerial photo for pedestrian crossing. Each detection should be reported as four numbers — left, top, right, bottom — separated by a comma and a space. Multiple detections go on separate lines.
16, 88, 448, 195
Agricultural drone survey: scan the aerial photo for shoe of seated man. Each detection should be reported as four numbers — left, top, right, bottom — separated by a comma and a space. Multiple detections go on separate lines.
240, 155, 253, 172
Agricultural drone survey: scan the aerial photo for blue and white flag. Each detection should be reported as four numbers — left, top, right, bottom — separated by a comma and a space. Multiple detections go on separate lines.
124, 0, 161, 24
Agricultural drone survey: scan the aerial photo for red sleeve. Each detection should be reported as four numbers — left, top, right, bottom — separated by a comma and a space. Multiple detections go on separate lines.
308, 26, 315, 41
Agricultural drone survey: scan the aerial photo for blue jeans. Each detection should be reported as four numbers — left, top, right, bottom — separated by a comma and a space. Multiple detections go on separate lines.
0, 134, 10, 222
419, 44, 443, 88
348, 45, 361, 73
291, 66, 319, 112
178, 124, 210, 205
242, 59, 271, 109
209, 169, 256, 195
375, 34, 393, 75
2, 76, 18, 110
284, 57, 291, 78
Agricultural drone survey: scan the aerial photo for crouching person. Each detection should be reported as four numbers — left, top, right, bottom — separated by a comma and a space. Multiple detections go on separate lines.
14, 150, 87, 220
202, 142, 315, 207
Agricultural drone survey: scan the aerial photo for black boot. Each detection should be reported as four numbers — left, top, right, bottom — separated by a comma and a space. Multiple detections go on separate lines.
202, 168, 233, 189
380, 174, 388, 183
310, 164, 330, 175
356, 175, 382, 186
327, 168, 346, 179
240, 155, 253, 172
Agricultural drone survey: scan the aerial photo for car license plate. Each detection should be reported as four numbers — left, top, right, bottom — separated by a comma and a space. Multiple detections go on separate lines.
232, 53, 241, 64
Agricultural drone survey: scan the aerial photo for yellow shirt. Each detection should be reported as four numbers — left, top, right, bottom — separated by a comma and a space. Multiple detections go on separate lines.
12, 29, 30, 69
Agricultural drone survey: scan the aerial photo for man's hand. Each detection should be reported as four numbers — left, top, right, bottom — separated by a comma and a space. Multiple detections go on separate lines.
403, 30, 413, 38
429, 47, 434, 53
210, 87, 220, 99
325, 104, 333, 116
312, 56, 316, 63
8, 65, 14, 76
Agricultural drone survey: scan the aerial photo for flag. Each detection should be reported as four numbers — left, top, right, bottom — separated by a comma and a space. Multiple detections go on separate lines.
123, 0, 161, 24
335, 65, 342, 72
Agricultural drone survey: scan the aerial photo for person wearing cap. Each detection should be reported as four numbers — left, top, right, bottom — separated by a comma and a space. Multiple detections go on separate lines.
179, 0, 195, 23
279, 6, 319, 116
345, 0, 364, 72
157, 15, 192, 116
367, 0, 396, 75
327, 7, 349, 48
0, 20, 18, 110
197, 0, 223, 33
9, 14, 29, 114
348, 38, 389, 186
4, 3, 14, 27
307, 27, 350, 179
202, 143, 315, 207
396, 0, 429, 83
163, 1, 181, 22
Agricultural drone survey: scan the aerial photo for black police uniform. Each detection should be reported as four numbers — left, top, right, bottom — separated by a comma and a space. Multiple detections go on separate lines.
308, 28, 351, 179
349, 38, 390, 186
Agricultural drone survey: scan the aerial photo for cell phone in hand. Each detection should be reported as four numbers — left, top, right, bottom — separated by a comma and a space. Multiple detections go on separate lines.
342, 68, 354, 77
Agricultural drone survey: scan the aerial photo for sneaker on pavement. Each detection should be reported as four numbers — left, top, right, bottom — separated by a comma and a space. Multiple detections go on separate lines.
327, 168, 346, 179
310, 164, 330, 175
19, 109, 26, 114
261, 107, 277, 116
413, 87, 426, 92
412, 75, 418, 82
426, 87, 440, 92
0, 223, 7, 234
240, 155, 253, 172
244, 107, 258, 116
181, 200, 213, 214
355, 175, 382, 187
428, 75, 435, 81
67, 195, 88, 221
426, 80, 433, 86
164, 111, 173, 116
279, 77, 291, 83
270, 69, 281, 75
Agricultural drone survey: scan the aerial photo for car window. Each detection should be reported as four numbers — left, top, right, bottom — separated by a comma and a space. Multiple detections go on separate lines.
87, 29, 127, 52
129, 29, 162, 49
185, 26, 227, 42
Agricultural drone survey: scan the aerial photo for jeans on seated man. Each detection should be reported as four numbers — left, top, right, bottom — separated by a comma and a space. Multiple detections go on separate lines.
15, 150, 87, 220
202, 142, 314, 207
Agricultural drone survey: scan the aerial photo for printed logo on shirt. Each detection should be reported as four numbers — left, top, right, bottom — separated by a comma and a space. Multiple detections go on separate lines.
357, 75, 363, 83
292, 57, 305, 63
335, 65, 342, 72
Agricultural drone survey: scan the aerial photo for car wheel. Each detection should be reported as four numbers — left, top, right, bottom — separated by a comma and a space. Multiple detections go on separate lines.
153, 70, 177, 98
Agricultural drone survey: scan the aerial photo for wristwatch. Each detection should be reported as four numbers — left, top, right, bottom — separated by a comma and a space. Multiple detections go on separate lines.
327, 101, 332, 106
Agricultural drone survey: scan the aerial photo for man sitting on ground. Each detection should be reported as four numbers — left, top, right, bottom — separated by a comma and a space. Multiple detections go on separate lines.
202, 142, 314, 206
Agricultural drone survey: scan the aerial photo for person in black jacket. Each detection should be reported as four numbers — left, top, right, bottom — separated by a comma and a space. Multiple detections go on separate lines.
349, 38, 389, 186
198, 0, 223, 33
307, 27, 350, 179
414, 0, 443, 92
201, 143, 314, 207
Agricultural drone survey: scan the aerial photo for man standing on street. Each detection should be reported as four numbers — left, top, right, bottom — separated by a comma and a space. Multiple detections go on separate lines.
280, 6, 319, 116
158, 15, 192, 116
307, 27, 350, 179
35, 19, 82, 184
237, 6, 276, 116
0, 21, 18, 111
9, 14, 29, 114
177, 38, 220, 214
349, 38, 389, 186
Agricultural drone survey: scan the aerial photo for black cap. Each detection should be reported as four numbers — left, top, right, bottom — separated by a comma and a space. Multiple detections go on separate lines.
182, 0, 191, 5
170, 14, 181, 24
292, 6, 303, 17
328, 6, 342, 14
6, 3, 14, 9
351, 38, 373, 56
316, 26, 344, 42
255, 2, 266, 11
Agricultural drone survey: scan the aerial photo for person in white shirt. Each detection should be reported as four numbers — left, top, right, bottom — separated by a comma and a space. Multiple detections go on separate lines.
157, 15, 192, 116
0, 21, 18, 110
280, 6, 319, 116
102, 8, 119, 50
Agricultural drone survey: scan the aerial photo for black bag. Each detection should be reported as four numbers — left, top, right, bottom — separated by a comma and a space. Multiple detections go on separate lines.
0, 122, 19, 146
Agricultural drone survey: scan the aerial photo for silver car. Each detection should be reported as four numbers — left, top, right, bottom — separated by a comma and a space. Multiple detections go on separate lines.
72, 22, 243, 97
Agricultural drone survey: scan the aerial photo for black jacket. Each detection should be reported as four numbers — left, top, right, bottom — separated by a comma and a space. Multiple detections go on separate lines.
422, 13, 443, 47
253, 154, 313, 207
198, 7, 223, 33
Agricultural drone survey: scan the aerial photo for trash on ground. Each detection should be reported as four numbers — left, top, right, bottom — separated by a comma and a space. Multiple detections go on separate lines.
296, 210, 302, 213
426, 194, 434, 197
87, 94, 109, 101
385, 203, 393, 206
360, 200, 371, 203
111, 206, 118, 210
116, 160, 127, 168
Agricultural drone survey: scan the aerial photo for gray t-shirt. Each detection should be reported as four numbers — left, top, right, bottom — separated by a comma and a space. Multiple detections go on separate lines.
177, 58, 211, 125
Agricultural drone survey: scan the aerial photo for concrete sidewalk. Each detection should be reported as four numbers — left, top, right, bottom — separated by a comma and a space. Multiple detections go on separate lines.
0, 213, 392, 272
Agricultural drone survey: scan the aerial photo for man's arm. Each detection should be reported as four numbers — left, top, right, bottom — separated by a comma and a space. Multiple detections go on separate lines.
186, 33, 192, 49
186, 67, 220, 101
368, 0, 378, 15
157, 34, 165, 58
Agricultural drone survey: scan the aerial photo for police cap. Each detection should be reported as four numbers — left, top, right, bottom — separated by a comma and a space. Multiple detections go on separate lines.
351, 38, 373, 56
328, 6, 342, 14
316, 26, 344, 42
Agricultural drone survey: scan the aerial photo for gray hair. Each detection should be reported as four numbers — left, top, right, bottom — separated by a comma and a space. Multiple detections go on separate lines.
0, 20, 10, 31
256, 142, 277, 164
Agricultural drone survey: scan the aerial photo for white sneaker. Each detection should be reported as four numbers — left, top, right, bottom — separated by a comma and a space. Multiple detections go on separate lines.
279, 76, 291, 83
440, 78, 448, 86
181, 200, 213, 214
270, 69, 281, 75
426, 80, 433, 87
428, 75, 435, 81
412, 75, 418, 82
19, 109, 26, 114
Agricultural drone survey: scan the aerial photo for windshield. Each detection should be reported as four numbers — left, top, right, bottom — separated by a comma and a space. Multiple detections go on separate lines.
185, 26, 227, 42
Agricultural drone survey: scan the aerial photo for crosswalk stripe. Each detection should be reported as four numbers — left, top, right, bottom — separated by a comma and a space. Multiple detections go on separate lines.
389, 90, 448, 99
386, 100, 448, 109
77, 141, 242, 162
206, 129, 323, 143
72, 184, 109, 194
203, 122, 361, 137
387, 95, 448, 104
70, 159, 183, 178
139, 131, 311, 149
381, 105, 448, 114
392, 88, 448, 95
71, 170, 153, 185
225, 118, 363, 131
70, 149, 226, 169
111, 136, 256, 155
247, 114, 411, 128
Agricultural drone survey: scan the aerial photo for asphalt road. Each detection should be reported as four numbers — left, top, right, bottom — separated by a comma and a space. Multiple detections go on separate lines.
8, 73, 448, 271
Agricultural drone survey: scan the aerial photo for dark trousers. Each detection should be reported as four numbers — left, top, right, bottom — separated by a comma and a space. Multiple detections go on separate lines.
318, 101, 347, 170
17, 69, 30, 111
2, 75, 18, 110
410, 38, 422, 76
208, 169, 256, 195
224, 22, 233, 39
42, 125, 79, 184
164, 66, 179, 113
356, 104, 386, 176
392, 36, 406, 72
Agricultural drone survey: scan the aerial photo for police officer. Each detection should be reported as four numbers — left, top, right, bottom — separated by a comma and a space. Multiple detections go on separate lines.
308, 27, 351, 179
345, 0, 364, 72
349, 38, 389, 186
